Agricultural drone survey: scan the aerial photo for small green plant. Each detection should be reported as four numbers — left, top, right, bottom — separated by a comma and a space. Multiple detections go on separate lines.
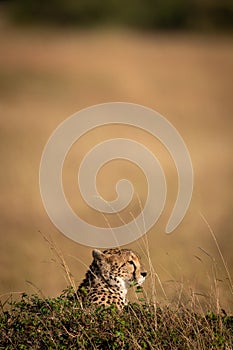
0, 287, 232, 350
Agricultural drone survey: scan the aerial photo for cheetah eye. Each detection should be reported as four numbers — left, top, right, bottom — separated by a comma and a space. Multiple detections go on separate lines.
128, 260, 134, 265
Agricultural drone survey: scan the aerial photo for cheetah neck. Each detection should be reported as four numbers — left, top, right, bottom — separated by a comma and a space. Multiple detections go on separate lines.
78, 267, 128, 303
116, 276, 128, 299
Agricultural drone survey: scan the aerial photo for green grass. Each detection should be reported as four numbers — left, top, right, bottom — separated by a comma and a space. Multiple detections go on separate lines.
0, 287, 232, 350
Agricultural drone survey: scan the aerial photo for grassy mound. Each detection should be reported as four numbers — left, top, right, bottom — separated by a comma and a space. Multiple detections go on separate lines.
0, 288, 232, 350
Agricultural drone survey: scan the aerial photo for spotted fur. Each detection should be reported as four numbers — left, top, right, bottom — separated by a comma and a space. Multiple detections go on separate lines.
77, 248, 147, 309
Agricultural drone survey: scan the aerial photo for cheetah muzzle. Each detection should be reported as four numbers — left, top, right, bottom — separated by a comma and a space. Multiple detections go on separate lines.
77, 248, 147, 309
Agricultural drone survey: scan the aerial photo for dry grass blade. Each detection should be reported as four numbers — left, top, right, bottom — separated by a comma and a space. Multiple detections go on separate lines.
199, 212, 233, 296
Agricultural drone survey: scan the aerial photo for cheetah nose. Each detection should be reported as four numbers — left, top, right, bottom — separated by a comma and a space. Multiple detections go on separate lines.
141, 272, 147, 278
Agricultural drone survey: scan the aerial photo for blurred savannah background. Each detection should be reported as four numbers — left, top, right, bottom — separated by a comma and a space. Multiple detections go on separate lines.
0, 1, 232, 312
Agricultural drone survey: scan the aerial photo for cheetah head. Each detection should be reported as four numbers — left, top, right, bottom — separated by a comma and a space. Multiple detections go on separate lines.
92, 248, 147, 290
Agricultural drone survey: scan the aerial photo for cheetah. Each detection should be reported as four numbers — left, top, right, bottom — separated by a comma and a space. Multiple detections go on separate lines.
77, 248, 147, 309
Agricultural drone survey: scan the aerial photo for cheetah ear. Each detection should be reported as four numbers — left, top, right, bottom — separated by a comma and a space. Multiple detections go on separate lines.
92, 249, 104, 261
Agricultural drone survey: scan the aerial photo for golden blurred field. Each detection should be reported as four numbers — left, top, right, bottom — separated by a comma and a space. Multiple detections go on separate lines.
0, 25, 232, 312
